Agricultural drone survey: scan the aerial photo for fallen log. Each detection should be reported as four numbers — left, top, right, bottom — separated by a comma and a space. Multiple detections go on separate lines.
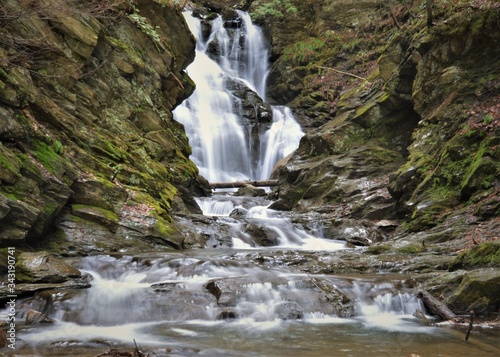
209, 179, 279, 189
417, 290, 456, 321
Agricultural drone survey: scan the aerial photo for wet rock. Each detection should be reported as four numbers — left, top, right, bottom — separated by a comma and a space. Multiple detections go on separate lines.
217, 309, 237, 320
276, 301, 303, 320
226, 78, 273, 122
25, 309, 54, 324
229, 207, 248, 217
16, 251, 81, 284
234, 185, 267, 197
205, 281, 222, 302
243, 223, 280, 246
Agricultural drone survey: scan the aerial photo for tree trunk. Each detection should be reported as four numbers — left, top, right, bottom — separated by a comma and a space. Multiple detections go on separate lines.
417, 290, 456, 321
209, 180, 279, 189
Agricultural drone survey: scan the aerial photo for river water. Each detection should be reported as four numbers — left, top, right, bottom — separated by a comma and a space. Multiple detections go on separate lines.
9, 249, 500, 356
5, 9, 500, 357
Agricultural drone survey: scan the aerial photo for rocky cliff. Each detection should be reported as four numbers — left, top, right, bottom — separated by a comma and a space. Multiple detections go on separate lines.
0, 0, 209, 252
261, 0, 499, 245
252, 0, 499, 315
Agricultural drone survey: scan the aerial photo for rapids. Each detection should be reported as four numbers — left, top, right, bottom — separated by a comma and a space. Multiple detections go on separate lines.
7, 252, 500, 356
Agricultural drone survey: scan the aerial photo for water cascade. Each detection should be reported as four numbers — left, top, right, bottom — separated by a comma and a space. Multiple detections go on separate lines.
6, 10, 500, 357
11, 253, 499, 356
174, 11, 303, 182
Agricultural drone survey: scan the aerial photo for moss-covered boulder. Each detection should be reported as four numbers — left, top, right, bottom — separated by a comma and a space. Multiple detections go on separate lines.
445, 269, 500, 316
449, 241, 500, 271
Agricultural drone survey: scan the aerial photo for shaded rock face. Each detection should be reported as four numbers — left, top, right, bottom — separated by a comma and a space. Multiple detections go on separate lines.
0, 0, 210, 249
262, 0, 499, 237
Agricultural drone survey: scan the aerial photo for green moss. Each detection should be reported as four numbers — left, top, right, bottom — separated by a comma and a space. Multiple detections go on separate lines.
370, 146, 400, 165
283, 37, 325, 65
461, 138, 497, 192
449, 241, 500, 271
32, 139, 67, 176
53, 140, 64, 155
91, 136, 128, 162
152, 218, 175, 237
0, 153, 18, 174
106, 36, 145, 68
397, 243, 424, 254
365, 244, 391, 255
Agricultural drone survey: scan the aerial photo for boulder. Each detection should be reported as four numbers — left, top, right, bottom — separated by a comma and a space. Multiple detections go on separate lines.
445, 269, 500, 316
234, 185, 267, 197
25, 309, 54, 324
16, 251, 81, 284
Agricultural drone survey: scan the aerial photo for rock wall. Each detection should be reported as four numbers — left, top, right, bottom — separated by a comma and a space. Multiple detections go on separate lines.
257, 0, 499, 244
0, 0, 209, 252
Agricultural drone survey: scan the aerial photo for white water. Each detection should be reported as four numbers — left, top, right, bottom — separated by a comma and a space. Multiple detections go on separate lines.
11, 254, 500, 356
174, 11, 303, 182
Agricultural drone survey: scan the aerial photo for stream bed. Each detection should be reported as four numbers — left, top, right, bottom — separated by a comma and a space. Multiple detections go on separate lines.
7, 247, 500, 357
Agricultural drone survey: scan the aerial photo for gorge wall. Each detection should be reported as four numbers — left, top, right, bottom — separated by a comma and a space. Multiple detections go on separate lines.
262, 0, 499, 245
0, 0, 209, 252
258, 0, 500, 315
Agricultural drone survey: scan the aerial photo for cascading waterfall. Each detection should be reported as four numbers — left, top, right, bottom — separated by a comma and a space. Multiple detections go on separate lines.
8, 9, 500, 357
174, 11, 303, 182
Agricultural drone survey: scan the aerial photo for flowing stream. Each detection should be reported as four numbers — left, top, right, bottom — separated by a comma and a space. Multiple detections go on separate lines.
173, 11, 303, 182
6, 10, 500, 357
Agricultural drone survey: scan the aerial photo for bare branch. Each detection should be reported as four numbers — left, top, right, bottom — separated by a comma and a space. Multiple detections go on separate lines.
315, 66, 367, 81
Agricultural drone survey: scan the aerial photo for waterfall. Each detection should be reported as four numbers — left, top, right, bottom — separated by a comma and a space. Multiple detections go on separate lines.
174, 11, 303, 182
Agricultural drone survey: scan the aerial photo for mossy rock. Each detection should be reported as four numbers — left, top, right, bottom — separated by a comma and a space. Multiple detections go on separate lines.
365, 244, 391, 255
449, 241, 500, 271
397, 243, 425, 255
71, 204, 120, 232
445, 269, 500, 316
31, 139, 70, 178
16, 251, 81, 284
